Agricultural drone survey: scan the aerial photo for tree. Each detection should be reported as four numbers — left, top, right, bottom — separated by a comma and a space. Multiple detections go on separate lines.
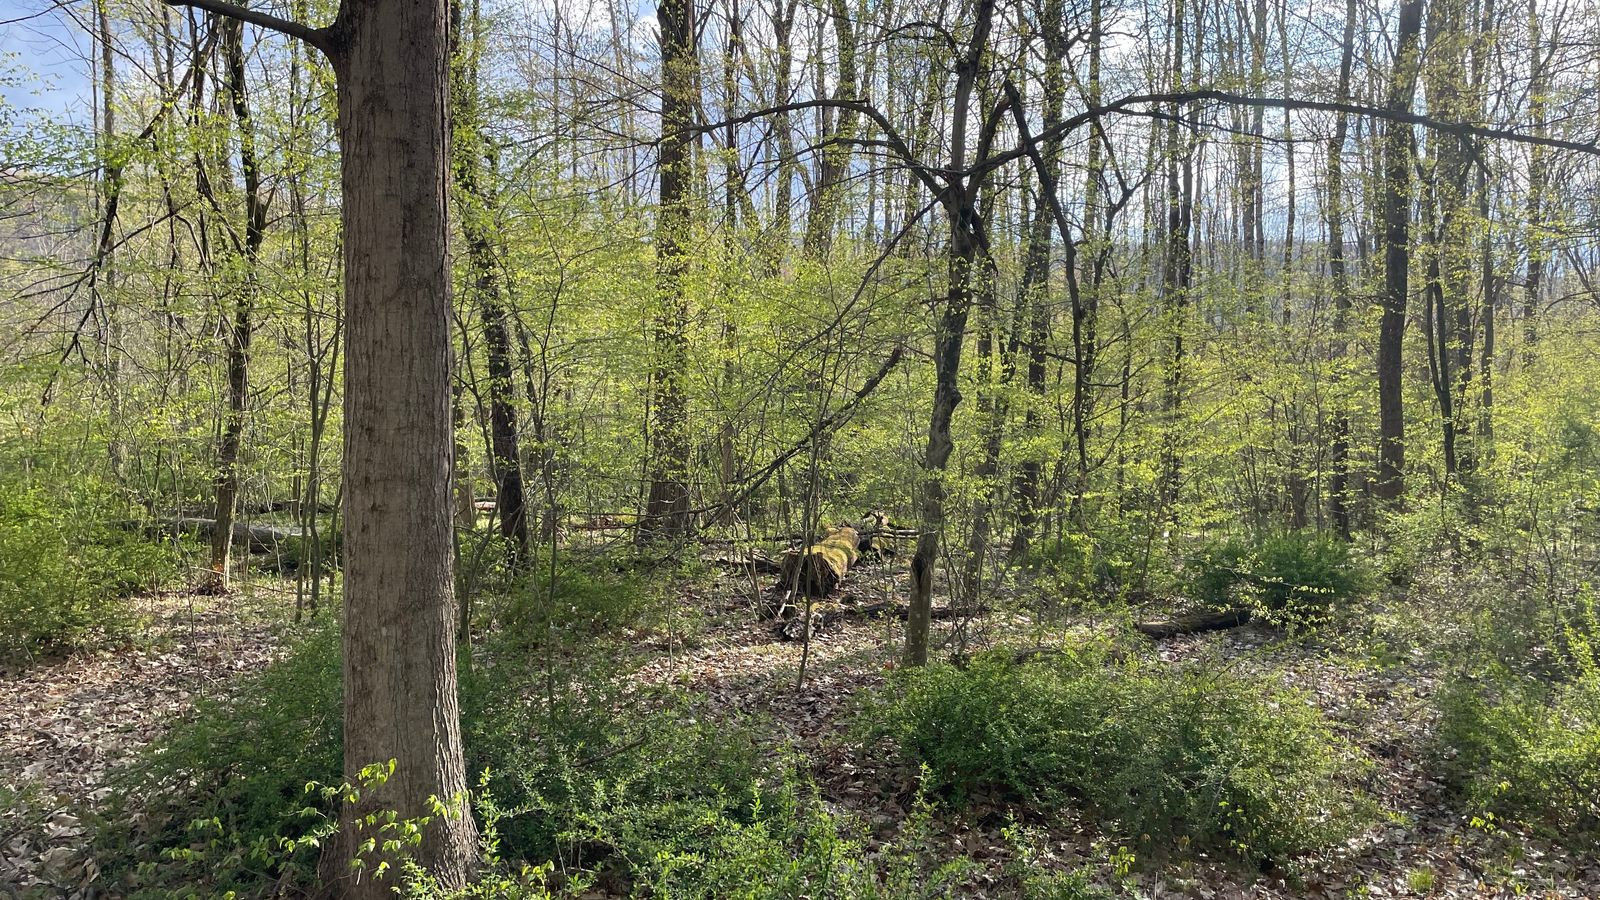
903, 0, 997, 667
204, 18, 267, 593
452, 0, 530, 563
1375, 0, 1425, 506
639, 0, 699, 542
160, 0, 478, 891
1327, 0, 1358, 538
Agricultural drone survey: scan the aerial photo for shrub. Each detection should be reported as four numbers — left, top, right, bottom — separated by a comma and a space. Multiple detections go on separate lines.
96, 623, 345, 896
1188, 531, 1364, 624
482, 556, 670, 650
1016, 528, 1141, 604
0, 480, 175, 661
865, 647, 1371, 862
1437, 661, 1600, 840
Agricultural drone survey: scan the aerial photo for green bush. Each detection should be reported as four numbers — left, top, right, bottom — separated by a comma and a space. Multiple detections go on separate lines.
484, 556, 670, 649
1016, 528, 1141, 603
865, 647, 1370, 862
1437, 656, 1600, 840
0, 480, 175, 661
96, 623, 345, 896
1188, 531, 1363, 624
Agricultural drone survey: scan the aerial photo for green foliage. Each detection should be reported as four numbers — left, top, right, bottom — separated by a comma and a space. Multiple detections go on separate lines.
97, 623, 344, 896
399, 771, 978, 899
1187, 531, 1365, 624
865, 647, 1370, 862
1437, 600, 1600, 840
1003, 820, 1116, 900
1015, 528, 1142, 604
0, 478, 175, 662
482, 554, 673, 649
99, 604, 979, 897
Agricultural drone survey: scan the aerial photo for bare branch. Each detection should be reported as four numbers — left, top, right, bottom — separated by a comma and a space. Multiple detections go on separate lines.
162, 0, 331, 55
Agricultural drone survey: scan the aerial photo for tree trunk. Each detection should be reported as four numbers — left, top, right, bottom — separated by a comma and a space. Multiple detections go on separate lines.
801, 0, 859, 257
1010, 0, 1068, 561
904, 0, 995, 667
640, 0, 698, 542
1327, 0, 1356, 538
325, 0, 477, 890
1375, 0, 1425, 506
1157, 0, 1194, 522
1521, 0, 1547, 363
207, 18, 265, 592
452, 0, 529, 562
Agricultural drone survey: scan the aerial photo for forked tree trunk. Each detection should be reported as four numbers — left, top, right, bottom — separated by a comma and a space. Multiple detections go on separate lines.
904, 0, 995, 667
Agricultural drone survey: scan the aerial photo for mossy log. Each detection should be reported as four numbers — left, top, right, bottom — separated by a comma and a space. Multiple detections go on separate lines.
778, 525, 860, 596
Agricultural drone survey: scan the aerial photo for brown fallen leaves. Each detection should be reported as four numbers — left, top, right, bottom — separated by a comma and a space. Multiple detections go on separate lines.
0, 588, 286, 896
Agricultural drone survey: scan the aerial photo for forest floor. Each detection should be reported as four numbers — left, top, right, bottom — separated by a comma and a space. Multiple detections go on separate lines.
0, 587, 290, 893
631, 560, 1598, 900
2, 564, 1596, 898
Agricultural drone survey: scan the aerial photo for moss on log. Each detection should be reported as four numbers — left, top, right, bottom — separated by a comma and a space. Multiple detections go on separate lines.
778, 525, 860, 596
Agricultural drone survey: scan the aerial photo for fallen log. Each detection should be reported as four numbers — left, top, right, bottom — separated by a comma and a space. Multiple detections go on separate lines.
856, 511, 915, 563
711, 549, 782, 575
777, 525, 860, 596
144, 518, 303, 554
1134, 607, 1252, 639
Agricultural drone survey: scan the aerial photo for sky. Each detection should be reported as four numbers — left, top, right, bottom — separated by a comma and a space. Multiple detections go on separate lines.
1, 0, 94, 124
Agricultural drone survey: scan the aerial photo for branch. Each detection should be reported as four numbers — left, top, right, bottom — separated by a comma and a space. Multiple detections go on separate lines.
162, 0, 331, 55
714, 344, 906, 518
1052, 89, 1599, 160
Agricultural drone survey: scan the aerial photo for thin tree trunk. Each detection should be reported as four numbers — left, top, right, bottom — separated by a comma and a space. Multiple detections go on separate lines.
1327, 0, 1357, 538
1521, 0, 1547, 362
206, 19, 265, 592
453, 0, 529, 561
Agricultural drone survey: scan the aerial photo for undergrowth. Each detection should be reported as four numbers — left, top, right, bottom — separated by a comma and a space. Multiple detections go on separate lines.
863, 644, 1373, 863
1436, 590, 1600, 842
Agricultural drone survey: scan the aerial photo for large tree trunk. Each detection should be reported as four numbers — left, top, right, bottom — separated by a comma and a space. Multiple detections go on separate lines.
206, 18, 265, 592
1375, 0, 1426, 506
325, 0, 477, 891
640, 0, 698, 542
